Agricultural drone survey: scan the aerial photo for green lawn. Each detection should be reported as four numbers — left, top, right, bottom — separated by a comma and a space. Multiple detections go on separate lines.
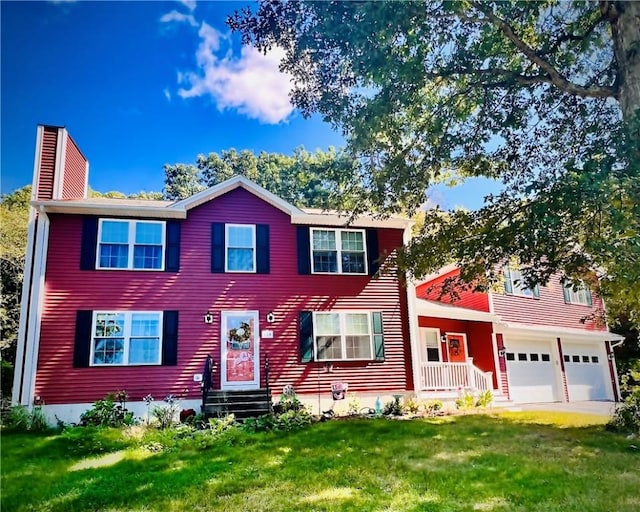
2, 411, 639, 512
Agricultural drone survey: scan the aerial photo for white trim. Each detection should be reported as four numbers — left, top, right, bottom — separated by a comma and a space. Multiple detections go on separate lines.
173, 175, 304, 216
413, 263, 459, 287
52, 127, 67, 200
96, 219, 166, 271
490, 329, 502, 390
83, 160, 90, 198
487, 290, 495, 314
404, 224, 422, 403
33, 201, 186, 219
499, 321, 623, 342
225, 224, 257, 273
310, 227, 368, 275
12, 127, 45, 404
313, 310, 376, 361
89, 311, 163, 366
292, 212, 410, 229
20, 210, 50, 407
221, 310, 260, 390
415, 298, 501, 323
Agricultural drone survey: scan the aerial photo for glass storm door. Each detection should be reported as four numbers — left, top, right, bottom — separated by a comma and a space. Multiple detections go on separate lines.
221, 311, 260, 390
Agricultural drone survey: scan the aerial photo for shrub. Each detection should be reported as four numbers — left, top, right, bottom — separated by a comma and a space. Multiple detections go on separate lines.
347, 393, 361, 416
272, 394, 304, 415
403, 395, 420, 414
607, 389, 640, 435
4, 405, 50, 432
80, 391, 134, 427
152, 395, 180, 429
382, 396, 404, 416
243, 406, 314, 433
180, 408, 197, 424
455, 389, 475, 411
423, 400, 443, 416
475, 390, 493, 408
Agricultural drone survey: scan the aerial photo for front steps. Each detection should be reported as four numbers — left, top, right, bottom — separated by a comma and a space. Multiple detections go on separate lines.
203, 388, 272, 420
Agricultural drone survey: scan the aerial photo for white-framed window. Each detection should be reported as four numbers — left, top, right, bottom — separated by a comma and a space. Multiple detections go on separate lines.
314, 311, 373, 361
503, 265, 539, 298
311, 228, 367, 274
97, 219, 165, 270
90, 311, 162, 366
563, 282, 593, 305
421, 328, 441, 362
225, 224, 256, 272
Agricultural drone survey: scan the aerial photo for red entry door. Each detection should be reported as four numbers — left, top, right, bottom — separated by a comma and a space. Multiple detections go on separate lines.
446, 334, 467, 363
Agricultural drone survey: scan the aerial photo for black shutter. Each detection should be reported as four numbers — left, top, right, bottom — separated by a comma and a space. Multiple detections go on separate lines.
297, 226, 311, 275
299, 311, 314, 363
165, 221, 181, 272
73, 310, 93, 367
372, 311, 385, 361
366, 228, 380, 276
162, 311, 179, 366
80, 217, 98, 270
211, 223, 225, 273
256, 224, 270, 274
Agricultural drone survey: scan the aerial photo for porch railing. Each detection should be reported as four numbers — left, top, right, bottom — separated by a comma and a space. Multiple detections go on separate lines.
419, 360, 493, 392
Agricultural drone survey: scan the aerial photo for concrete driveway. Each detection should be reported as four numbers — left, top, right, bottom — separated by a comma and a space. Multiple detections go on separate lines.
516, 400, 617, 417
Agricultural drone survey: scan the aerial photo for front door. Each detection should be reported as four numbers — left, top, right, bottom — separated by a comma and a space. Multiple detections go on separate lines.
446, 333, 467, 363
221, 311, 260, 390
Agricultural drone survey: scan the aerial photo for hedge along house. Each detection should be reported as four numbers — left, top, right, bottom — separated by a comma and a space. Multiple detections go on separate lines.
12, 125, 416, 423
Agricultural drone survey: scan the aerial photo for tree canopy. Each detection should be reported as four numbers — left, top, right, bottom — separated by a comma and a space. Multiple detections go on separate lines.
229, 0, 640, 322
163, 147, 365, 210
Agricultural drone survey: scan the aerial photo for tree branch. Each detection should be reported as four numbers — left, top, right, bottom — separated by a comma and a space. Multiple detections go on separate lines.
469, 2, 619, 99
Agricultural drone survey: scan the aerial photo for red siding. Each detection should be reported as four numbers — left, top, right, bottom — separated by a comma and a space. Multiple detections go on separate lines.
495, 333, 509, 398
36, 127, 58, 201
490, 274, 605, 331
417, 316, 497, 387
36, 188, 412, 405
416, 269, 490, 312
62, 135, 87, 199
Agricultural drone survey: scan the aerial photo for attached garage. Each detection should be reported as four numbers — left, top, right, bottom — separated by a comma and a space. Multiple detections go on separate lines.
562, 343, 612, 401
505, 340, 559, 403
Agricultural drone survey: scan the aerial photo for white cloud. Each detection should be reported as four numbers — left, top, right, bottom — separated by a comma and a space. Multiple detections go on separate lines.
180, 0, 197, 12
177, 23, 294, 124
164, 88, 171, 101
160, 10, 198, 27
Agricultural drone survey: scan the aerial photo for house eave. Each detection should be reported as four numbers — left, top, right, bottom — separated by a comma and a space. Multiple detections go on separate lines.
291, 213, 411, 229
415, 299, 501, 323
499, 321, 624, 342
33, 201, 187, 219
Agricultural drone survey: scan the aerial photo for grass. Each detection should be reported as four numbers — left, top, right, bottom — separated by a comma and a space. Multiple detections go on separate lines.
1, 411, 639, 511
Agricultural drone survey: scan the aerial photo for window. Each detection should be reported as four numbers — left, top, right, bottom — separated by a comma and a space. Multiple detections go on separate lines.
572, 355, 580, 363
91, 311, 162, 366
503, 265, 539, 298
592, 356, 599, 363
226, 224, 256, 272
530, 353, 539, 361
422, 329, 441, 362
98, 219, 165, 270
541, 353, 551, 362
506, 352, 515, 361
563, 282, 593, 306
311, 228, 367, 274
564, 355, 570, 362
314, 312, 374, 361
518, 353, 528, 361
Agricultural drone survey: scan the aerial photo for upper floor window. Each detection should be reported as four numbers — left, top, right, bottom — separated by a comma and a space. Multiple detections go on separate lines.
226, 224, 256, 272
563, 282, 593, 306
503, 265, 539, 298
311, 228, 367, 274
97, 219, 165, 270
91, 311, 162, 366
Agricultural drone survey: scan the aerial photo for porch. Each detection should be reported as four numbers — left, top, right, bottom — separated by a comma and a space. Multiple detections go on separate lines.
417, 359, 494, 393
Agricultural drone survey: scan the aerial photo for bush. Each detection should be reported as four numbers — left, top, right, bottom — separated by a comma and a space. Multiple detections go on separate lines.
403, 395, 420, 414
475, 390, 493, 408
4, 405, 50, 432
455, 389, 475, 411
272, 394, 304, 415
80, 391, 134, 427
382, 396, 404, 416
243, 406, 315, 433
423, 400, 443, 416
152, 395, 180, 429
607, 389, 640, 435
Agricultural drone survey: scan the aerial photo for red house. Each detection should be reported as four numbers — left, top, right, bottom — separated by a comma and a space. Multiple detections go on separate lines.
12, 126, 415, 423
412, 264, 622, 404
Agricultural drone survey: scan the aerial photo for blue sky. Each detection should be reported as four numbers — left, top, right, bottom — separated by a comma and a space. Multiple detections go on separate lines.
1, 0, 498, 209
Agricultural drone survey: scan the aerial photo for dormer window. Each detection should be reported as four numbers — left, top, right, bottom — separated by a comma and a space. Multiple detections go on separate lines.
563, 282, 593, 306
503, 265, 539, 298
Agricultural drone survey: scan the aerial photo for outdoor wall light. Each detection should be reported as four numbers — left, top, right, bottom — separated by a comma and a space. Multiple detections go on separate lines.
266, 311, 275, 324
607, 353, 615, 361
203, 311, 213, 324
498, 348, 507, 358
440, 335, 447, 343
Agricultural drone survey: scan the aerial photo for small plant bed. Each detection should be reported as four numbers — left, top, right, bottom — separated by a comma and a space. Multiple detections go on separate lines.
2, 410, 637, 512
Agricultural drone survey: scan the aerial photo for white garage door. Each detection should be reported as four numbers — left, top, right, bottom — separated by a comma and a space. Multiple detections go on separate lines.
505, 341, 559, 403
563, 344, 611, 401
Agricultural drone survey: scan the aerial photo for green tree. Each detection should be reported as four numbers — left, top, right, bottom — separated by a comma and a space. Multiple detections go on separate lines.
164, 147, 364, 210
229, 0, 640, 322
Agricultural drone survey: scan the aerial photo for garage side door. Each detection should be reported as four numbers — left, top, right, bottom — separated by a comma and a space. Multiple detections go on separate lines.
505, 341, 558, 403
563, 343, 611, 401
